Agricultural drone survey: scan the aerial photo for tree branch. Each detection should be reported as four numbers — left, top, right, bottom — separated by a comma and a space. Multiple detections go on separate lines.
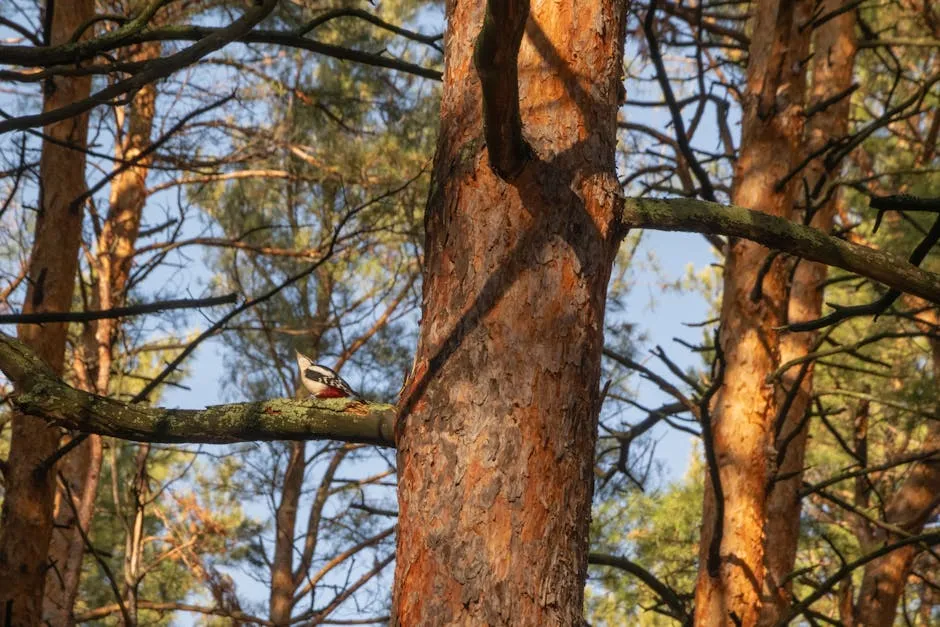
0, 331, 394, 446
473, 0, 531, 179
0, 294, 237, 325
642, 2, 717, 202
774, 531, 940, 626
588, 552, 688, 620
0, 23, 442, 86
0, 0, 279, 134
621, 197, 940, 306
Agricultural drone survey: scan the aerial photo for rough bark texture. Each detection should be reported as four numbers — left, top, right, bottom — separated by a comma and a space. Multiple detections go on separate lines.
693, 0, 812, 624
0, 2, 95, 624
757, 3, 857, 623
392, 0, 627, 624
43, 40, 161, 626
854, 308, 940, 626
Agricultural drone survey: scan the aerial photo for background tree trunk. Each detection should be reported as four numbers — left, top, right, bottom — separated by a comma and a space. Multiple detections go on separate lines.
269, 443, 305, 625
693, 0, 812, 624
757, 2, 858, 623
269, 269, 332, 625
392, 0, 627, 623
0, 1, 95, 624
43, 40, 161, 626
854, 307, 940, 626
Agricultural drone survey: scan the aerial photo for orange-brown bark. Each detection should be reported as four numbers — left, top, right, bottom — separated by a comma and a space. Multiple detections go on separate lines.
42, 40, 161, 626
270, 442, 305, 625
0, 1, 95, 624
854, 308, 940, 626
693, 0, 812, 624
392, 0, 627, 623
757, 3, 858, 624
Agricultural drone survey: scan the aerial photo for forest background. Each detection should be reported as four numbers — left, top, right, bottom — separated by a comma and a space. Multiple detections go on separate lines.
0, 0, 937, 625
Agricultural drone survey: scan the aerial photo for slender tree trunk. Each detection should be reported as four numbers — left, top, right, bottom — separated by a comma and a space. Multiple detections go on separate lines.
0, 2, 95, 624
42, 40, 161, 626
693, 1, 811, 624
392, 1, 627, 623
121, 444, 150, 625
269, 266, 333, 624
757, 3, 858, 623
269, 442, 305, 625
854, 308, 940, 626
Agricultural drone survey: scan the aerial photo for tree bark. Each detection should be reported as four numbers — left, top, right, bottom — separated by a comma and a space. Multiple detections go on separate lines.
0, 2, 95, 625
757, 2, 858, 623
392, 0, 627, 624
854, 307, 940, 626
269, 442, 306, 625
43, 39, 161, 626
693, 0, 812, 624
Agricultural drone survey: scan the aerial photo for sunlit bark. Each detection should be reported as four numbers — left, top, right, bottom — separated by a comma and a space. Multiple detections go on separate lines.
694, 0, 812, 624
758, 2, 858, 623
392, 0, 627, 623
43, 39, 161, 626
0, 2, 95, 624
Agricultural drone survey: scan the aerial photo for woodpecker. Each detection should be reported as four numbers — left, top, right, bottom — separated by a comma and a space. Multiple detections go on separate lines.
295, 351, 362, 401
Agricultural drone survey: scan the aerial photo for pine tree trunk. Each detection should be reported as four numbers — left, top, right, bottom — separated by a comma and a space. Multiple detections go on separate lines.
270, 271, 333, 624
42, 40, 160, 626
854, 308, 940, 626
693, 0, 811, 624
392, 1, 627, 623
269, 442, 305, 625
0, 2, 95, 624
757, 2, 857, 623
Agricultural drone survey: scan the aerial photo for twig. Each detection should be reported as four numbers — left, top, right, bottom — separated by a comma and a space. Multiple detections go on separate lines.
700, 329, 725, 578
588, 552, 689, 620
642, 2, 717, 202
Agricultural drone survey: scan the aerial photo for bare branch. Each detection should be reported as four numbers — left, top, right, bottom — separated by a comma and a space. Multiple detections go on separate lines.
0, 0, 279, 133
0, 294, 237, 325
588, 552, 688, 620
643, 3, 717, 202
774, 531, 940, 626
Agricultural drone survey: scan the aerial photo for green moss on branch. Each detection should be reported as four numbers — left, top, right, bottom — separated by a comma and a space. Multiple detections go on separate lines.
622, 197, 940, 305
0, 331, 395, 447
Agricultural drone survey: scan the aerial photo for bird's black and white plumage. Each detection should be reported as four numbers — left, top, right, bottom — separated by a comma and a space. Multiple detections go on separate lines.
296, 351, 362, 400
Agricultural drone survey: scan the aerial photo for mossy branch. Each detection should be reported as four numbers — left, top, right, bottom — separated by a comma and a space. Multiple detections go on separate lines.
622, 197, 940, 306
0, 331, 395, 447
2, 196, 938, 448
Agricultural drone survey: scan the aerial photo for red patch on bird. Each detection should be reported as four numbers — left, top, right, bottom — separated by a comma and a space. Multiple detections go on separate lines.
316, 387, 349, 399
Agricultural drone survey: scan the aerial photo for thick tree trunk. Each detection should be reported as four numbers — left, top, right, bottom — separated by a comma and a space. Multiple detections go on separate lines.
43, 40, 160, 626
0, 2, 95, 624
392, 0, 627, 624
854, 308, 940, 626
693, 0, 811, 624
757, 3, 858, 624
